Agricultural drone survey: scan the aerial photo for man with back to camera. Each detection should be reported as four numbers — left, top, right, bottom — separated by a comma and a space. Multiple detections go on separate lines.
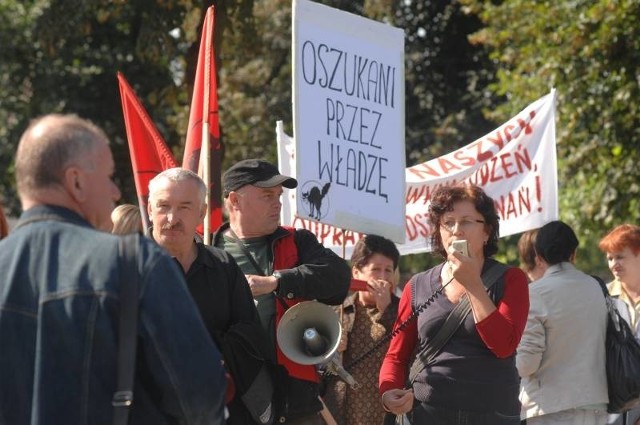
0, 114, 226, 425
212, 158, 351, 425
147, 167, 274, 425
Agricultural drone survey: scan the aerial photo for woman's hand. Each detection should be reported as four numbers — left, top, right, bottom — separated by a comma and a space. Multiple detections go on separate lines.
368, 278, 393, 312
447, 247, 498, 323
381, 388, 414, 415
447, 246, 483, 291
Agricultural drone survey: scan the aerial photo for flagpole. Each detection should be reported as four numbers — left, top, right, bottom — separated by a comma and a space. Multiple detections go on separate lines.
201, 6, 213, 245
201, 122, 211, 244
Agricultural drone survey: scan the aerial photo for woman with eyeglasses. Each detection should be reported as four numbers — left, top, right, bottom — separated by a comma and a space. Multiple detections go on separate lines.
379, 184, 529, 425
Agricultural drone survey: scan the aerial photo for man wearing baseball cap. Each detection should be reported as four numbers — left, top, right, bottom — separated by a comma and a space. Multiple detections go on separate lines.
222, 159, 298, 196
213, 158, 351, 425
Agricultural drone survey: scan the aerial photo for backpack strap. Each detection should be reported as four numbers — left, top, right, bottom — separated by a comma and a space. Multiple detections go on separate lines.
408, 261, 509, 384
112, 234, 140, 425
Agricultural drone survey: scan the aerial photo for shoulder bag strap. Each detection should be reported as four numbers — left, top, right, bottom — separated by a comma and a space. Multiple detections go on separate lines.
227, 229, 266, 276
592, 274, 609, 298
112, 234, 140, 425
408, 262, 509, 384
226, 229, 294, 311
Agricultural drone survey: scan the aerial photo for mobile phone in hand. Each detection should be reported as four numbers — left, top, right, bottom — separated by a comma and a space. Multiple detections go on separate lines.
350, 279, 369, 291
451, 240, 469, 257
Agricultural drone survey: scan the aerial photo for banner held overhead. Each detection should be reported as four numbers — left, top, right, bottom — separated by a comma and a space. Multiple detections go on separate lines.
292, 0, 406, 243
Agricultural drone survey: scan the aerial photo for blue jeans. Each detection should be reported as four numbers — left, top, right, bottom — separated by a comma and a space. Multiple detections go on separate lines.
409, 402, 521, 425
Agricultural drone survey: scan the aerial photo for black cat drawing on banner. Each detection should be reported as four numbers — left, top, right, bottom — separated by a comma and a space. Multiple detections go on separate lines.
302, 182, 331, 220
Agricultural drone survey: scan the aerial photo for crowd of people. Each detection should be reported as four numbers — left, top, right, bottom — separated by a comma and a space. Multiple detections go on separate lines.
0, 112, 638, 425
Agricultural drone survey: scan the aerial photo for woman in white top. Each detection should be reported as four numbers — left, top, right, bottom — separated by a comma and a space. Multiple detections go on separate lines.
599, 224, 640, 425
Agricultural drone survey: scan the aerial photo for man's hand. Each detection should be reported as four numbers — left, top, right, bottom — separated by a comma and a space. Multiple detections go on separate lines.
245, 274, 278, 297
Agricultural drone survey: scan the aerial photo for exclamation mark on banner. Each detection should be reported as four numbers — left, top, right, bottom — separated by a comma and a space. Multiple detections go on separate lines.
535, 169, 542, 212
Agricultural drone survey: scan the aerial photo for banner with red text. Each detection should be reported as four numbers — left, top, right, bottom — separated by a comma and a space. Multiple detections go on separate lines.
278, 89, 558, 257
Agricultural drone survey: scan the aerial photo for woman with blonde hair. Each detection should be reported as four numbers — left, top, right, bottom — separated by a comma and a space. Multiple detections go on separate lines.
110, 203, 144, 235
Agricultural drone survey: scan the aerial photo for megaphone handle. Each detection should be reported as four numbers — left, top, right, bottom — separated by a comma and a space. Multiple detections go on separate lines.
326, 358, 360, 390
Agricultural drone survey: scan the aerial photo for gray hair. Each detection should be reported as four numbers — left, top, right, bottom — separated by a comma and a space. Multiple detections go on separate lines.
16, 114, 107, 198
148, 167, 207, 204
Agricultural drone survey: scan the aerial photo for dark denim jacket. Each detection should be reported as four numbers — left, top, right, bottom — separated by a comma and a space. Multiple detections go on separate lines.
0, 205, 226, 425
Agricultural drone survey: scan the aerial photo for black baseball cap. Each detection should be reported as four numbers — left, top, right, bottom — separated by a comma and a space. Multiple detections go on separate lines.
222, 159, 297, 197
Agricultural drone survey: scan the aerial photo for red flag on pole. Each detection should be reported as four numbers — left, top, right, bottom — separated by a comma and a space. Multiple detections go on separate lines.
117, 72, 178, 231
183, 5, 223, 242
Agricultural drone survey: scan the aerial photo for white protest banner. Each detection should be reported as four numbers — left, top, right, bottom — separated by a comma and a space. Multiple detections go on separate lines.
291, 0, 406, 243
403, 89, 558, 255
278, 89, 558, 257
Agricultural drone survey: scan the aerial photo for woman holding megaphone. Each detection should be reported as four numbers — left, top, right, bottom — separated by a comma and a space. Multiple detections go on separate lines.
379, 184, 529, 425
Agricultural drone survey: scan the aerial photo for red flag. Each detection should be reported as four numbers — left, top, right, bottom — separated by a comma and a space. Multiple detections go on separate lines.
183, 5, 223, 235
117, 72, 178, 229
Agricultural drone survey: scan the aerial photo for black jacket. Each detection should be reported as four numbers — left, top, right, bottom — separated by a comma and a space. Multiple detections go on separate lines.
183, 243, 261, 347
212, 224, 350, 306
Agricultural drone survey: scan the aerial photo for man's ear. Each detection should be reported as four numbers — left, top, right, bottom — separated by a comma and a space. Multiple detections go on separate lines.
200, 203, 208, 220
147, 198, 153, 217
63, 166, 86, 203
227, 192, 238, 209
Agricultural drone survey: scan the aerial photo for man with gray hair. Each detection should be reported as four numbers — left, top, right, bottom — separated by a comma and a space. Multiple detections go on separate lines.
148, 168, 273, 425
0, 114, 226, 425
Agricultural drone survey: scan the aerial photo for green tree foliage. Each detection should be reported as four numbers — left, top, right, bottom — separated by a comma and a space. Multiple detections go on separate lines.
0, 0, 194, 212
218, 0, 392, 167
0, 0, 257, 214
217, 0, 292, 165
4, 0, 626, 276
460, 0, 640, 242
1, 0, 499, 207
394, 0, 500, 165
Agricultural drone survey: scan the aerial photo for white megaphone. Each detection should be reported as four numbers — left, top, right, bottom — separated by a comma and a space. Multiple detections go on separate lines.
276, 301, 359, 389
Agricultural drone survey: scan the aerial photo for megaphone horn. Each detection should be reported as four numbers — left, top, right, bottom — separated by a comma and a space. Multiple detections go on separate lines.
276, 301, 342, 366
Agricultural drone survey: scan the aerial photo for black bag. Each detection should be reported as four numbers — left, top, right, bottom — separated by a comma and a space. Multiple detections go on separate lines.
594, 276, 640, 413
223, 323, 276, 424
604, 300, 640, 412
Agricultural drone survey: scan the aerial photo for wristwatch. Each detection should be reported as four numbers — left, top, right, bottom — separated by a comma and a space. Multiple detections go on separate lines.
272, 271, 294, 298
272, 271, 282, 290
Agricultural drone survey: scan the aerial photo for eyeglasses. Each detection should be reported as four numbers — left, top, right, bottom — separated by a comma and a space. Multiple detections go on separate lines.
440, 218, 485, 233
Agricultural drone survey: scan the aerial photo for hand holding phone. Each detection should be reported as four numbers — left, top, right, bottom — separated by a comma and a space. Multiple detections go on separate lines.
451, 239, 469, 257
349, 279, 369, 292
